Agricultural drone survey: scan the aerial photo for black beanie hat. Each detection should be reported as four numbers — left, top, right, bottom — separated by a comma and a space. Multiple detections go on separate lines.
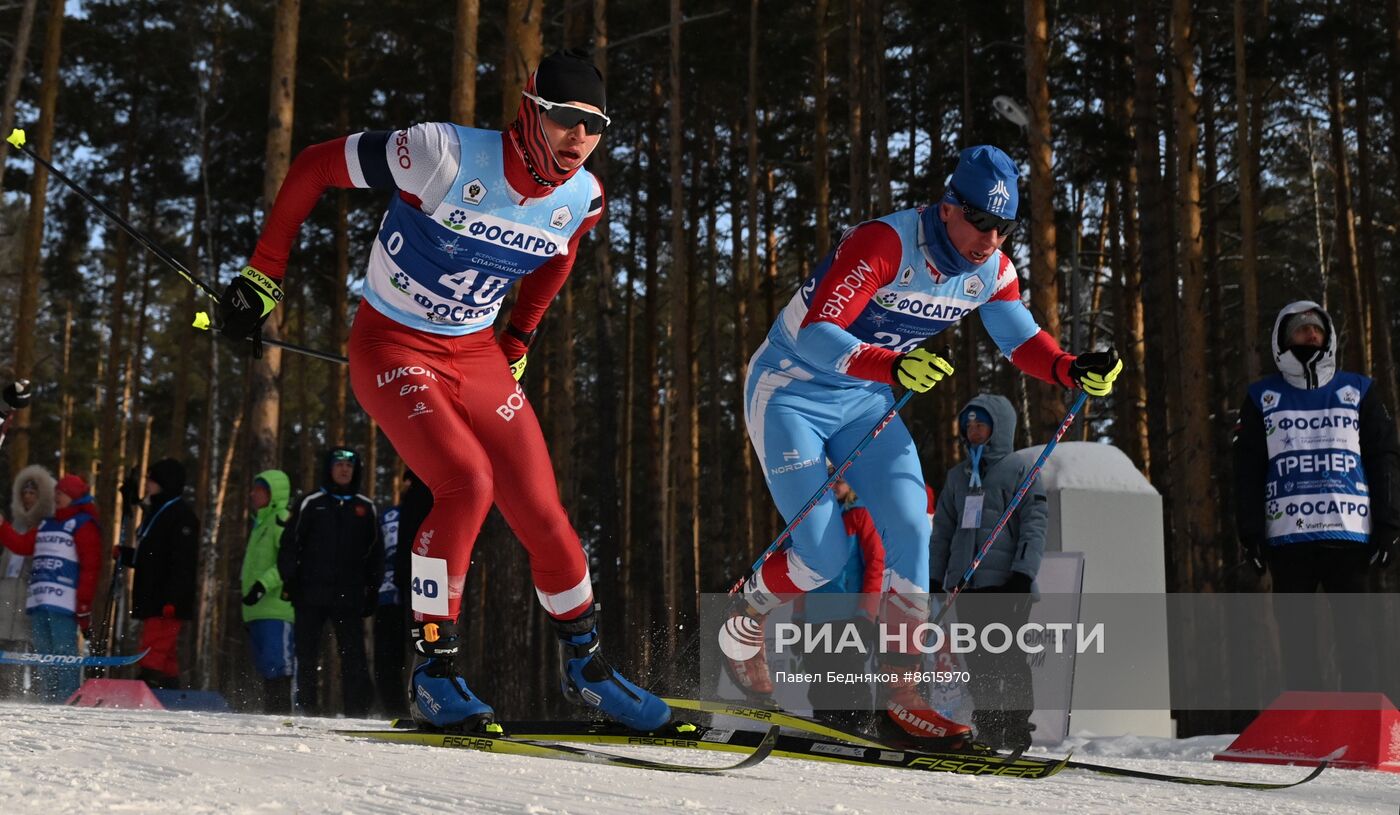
148, 458, 187, 498
535, 48, 606, 113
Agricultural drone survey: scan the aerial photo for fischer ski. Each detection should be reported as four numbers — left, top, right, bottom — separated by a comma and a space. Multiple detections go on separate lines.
1059, 758, 1327, 790
498, 719, 1067, 779
662, 698, 1327, 790
660, 697, 889, 747
336, 723, 778, 775
0, 648, 148, 668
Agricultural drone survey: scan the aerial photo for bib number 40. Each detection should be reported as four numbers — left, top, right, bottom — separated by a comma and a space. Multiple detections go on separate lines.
412, 577, 440, 599
438, 270, 507, 305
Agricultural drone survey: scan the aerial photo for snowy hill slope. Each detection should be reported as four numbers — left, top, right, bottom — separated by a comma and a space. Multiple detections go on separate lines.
1, 702, 1397, 814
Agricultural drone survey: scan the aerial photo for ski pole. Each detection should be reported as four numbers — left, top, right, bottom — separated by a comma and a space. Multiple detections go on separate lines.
5, 128, 347, 365
933, 389, 1089, 625
729, 388, 915, 596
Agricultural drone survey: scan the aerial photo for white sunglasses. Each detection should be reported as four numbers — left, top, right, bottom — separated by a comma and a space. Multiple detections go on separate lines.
522, 91, 611, 135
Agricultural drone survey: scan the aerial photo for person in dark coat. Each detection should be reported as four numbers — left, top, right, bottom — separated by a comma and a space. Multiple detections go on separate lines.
118, 458, 200, 689
279, 447, 381, 717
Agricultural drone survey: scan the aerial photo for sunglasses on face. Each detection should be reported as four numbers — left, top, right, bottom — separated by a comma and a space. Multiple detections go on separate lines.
522, 91, 611, 136
948, 186, 1020, 237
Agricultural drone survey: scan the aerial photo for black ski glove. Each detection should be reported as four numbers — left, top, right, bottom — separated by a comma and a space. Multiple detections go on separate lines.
1067, 349, 1123, 397
1, 380, 31, 414
118, 467, 142, 516
1003, 572, 1033, 595
1370, 535, 1396, 570
217, 265, 283, 356
1242, 540, 1267, 576
242, 581, 267, 606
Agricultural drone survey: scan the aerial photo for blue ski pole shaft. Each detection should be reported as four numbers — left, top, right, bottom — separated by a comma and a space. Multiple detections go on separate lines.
729, 389, 915, 596
933, 389, 1090, 625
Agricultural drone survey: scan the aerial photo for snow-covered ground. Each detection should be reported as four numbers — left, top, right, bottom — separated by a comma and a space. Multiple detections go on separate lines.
1, 702, 1398, 814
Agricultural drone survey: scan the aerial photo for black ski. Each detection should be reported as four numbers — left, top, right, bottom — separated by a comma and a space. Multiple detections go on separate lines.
1060, 757, 1327, 790
336, 722, 778, 775
497, 719, 1068, 779
662, 697, 1327, 790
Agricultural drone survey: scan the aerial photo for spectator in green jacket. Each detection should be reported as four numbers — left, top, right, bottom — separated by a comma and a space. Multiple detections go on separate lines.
240, 470, 295, 714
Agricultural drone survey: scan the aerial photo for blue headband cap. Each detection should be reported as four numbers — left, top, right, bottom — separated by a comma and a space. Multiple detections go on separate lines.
944, 145, 1019, 218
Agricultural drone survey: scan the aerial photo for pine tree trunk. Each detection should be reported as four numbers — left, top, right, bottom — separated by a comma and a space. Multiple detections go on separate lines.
0, 0, 40, 193
1232, 0, 1262, 382
1169, 0, 1219, 590
667, 0, 698, 620
746, 0, 761, 344
10, 0, 64, 475
57, 303, 72, 473
704, 131, 724, 566
451, 0, 479, 124
814, 0, 831, 257
847, 0, 865, 222
166, 192, 203, 459
1324, 0, 1369, 373
330, 15, 352, 446
251, 0, 301, 472
97, 151, 136, 549
588, 9, 623, 638
1351, 0, 1398, 413
730, 133, 755, 567
1023, 0, 1062, 438
1133, 0, 1175, 510
502, 0, 543, 127
870, 0, 891, 214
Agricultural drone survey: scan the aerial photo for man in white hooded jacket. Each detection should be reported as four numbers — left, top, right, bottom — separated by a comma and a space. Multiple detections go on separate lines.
0, 465, 53, 697
1233, 300, 1400, 691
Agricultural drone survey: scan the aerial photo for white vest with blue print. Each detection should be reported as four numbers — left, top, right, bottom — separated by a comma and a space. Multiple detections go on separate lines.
769, 207, 1012, 386
28, 514, 91, 614
1250, 372, 1372, 546
362, 126, 596, 335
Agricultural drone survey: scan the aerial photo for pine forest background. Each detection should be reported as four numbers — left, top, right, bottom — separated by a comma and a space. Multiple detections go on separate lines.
0, 0, 1397, 736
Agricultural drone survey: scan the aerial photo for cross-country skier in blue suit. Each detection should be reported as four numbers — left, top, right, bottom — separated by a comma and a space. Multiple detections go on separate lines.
721, 146, 1122, 746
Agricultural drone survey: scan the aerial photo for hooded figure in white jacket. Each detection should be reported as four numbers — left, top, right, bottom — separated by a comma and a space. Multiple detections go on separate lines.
0, 465, 55, 696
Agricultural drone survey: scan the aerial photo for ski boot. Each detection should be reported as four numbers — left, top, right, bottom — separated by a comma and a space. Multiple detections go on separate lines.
718, 599, 774, 702
875, 659, 972, 750
554, 608, 671, 732
409, 620, 495, 731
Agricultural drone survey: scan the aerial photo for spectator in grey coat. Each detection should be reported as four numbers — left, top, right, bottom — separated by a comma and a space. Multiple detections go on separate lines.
930, 393, 1047, 751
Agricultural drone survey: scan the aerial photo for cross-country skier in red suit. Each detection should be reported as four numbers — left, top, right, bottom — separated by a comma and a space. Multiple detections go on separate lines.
217, 49, 669, 732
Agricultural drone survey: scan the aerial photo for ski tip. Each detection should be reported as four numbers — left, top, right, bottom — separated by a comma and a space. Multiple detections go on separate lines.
192, 311, 211, 330
5, 129, 23, 148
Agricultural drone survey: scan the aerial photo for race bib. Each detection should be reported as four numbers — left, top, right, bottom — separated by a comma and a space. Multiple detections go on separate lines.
960, 494, 984, 529
410, 554, 450, 617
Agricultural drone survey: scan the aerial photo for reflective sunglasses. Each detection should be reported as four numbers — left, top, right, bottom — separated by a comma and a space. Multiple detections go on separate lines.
522, 91, 611, 136
331, 449, 357, 462
948, 185, 1020, 237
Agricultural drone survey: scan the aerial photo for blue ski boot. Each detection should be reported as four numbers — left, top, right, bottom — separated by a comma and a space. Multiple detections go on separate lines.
554, 609, 671, 732
409, 621, 495, 731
